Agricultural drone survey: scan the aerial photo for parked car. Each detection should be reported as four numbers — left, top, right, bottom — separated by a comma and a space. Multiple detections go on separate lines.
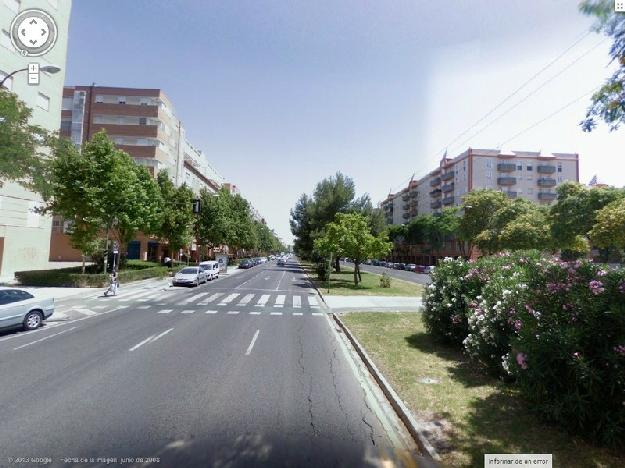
173, 266, 207, 287
277, 257, 286, 266
423, 266, 435, 274
378, 261, 387, 267
415, 265, 426, 273
364, 259, 372, 265
239, 259, 253, 269
406, 264, 416, 272
199, 260, 220, 280
0, 288, 55, 331
396, 263, 406, 270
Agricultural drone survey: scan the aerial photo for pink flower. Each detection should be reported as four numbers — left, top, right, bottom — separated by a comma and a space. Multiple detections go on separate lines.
614, 345, 625, 356
589, 280, 604, 295
513, 320, 522, 332
451, 314, 462, 324
573, 352, 581, 359
597, 269, 607, 277
516, 352, 528, 369
619, 282, 625, 294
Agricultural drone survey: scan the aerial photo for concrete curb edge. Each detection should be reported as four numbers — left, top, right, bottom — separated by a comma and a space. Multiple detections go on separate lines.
332, 312, 441, 462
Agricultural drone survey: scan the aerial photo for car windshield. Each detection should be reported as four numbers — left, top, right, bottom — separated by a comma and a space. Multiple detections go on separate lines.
179, 268, 198, 274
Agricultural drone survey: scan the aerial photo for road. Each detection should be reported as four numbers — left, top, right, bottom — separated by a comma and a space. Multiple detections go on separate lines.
0, 259, 422, 467
340, 262, 432, 285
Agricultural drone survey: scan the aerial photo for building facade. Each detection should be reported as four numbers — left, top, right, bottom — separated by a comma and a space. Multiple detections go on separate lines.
51, 85, 225, 261
380, 148, 580, 265
0, 0, 72, 280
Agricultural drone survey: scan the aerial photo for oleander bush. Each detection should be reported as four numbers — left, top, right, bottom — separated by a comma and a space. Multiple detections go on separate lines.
423, 252, 625, 446
379, 272, 392, 288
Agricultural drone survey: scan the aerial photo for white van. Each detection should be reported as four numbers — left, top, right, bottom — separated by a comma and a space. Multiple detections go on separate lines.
199, 261, 220, 280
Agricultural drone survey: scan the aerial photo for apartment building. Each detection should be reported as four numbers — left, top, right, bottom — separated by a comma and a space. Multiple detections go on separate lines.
381, 148, 579, 224
0, 0, 72, 280
51, 85, 225, 261
381, 148, 579, 265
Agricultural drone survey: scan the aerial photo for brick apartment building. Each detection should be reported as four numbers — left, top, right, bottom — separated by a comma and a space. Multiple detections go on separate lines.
51, 85, 225, 262
381, 148, 580, 264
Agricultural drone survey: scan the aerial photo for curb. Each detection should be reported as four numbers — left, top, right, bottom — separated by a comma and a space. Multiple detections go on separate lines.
333, 312, 441, 463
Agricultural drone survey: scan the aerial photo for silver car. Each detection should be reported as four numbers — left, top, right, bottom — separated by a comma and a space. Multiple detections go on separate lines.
0, 288, 55, 331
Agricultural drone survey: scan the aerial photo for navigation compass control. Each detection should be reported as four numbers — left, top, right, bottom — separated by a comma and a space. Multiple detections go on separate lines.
9, 8, 58, 57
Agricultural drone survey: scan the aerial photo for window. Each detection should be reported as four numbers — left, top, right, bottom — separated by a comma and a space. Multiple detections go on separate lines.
118, 96, 126, 104
557, 165, 562, 172
139, 117, 147, 125
0, 70, 13, 91
60, 120, 72, 132
527, 165, 533, 171
95, 95, 104, 103
558, 177, 563, 182
61, 97, 73, 110
486, 171, 492, 179
1, 29, 12, 50
37, 93, 50, 111
4, 0, 20, 13
517, 165, 522, 170
486, 160, 492, 168
527, 176, 533, 181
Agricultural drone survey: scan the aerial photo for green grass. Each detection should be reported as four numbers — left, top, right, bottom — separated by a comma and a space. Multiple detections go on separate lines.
303, 263, 424, 296
341, 312, 624, 468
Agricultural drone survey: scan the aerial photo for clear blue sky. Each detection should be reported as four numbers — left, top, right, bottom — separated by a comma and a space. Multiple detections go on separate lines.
64, 1, 624, 244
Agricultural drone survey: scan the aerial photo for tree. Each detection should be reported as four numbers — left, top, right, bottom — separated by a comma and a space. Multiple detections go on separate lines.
314, 213, 392, 286
156, 171, 194, 259
589, 199, 625, 250
0, 88, 50, 194
290, 194, 315, 258
579, 1, 625, 131
498, 206, 552, 251
195, 188, 230, 259
458, 190, 508, 255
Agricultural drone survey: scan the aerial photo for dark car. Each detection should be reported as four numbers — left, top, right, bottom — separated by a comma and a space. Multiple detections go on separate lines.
416, 265, 426, 273
239, 259, 253, 269
396, 263, 406, 270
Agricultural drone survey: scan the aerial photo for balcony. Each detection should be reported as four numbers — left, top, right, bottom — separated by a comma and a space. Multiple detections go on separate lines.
403, 203, 410, 210
537, 165, 556, 174
402, 193, 410, 201
430, 177, 441, 186
442, 183, 454, 193
505, 191, 518, 198
410, 191, 418, 198
402, 213, 410, 219
497, 176, 517, 186
441, 171, 454, 181
442, 196, 454, 205
538, 192, 557, 201
497, 163, 516, 172
537, 177, 556, 187
429, 189, 442, 198
430, 200, 442, 209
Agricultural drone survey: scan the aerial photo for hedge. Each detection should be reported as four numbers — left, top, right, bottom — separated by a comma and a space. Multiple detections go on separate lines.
423, 252, 625, 447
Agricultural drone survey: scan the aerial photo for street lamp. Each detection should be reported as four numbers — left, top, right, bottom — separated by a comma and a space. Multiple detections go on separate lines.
0, 64, 61, 88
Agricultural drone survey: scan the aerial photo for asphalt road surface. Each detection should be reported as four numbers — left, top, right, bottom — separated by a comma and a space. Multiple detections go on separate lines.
0, 259, 422, 467
341, 262, 432, 285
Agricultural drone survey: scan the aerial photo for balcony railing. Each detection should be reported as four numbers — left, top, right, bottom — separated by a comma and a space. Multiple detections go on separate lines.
430, 200, 442, 209
538, 192, 557, 201
430, 177, 441, 186
442, 183, 454, 193
441, 171, 454, 181
497, 177, 517, 186
429, 189, 442, 197
402, 213, 410, 219
497, 163, 516, 172
410, 191, 418, 198
402, 203, 410, 210
401, 193, 410, 201
537, 178, 556, 187
505, 191, 518, 198
537, 165, 556, 174
442, 196, 454, 205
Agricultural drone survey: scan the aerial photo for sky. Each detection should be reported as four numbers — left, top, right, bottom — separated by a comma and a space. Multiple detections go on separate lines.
63, 0, 625, 244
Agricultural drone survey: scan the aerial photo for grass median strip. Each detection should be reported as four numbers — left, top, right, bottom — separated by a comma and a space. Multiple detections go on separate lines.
340, 312, 624, 468
301, 262, 424, 297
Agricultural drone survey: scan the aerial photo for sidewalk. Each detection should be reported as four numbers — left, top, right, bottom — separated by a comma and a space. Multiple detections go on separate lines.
323, 295, 423, 312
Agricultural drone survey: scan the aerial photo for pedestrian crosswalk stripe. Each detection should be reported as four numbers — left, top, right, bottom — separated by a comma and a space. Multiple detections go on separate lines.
239, 293, 254, 305
120, 290, 152, 302
137, 305, 150, 310
270, 312, 282, 315
255, 294, 270, 307
293, 312, 303, 316
308, 296, 320, 308
184, 292, 209, 304
312, 312, 323, 316
227, 310, 239, 315
293, 296, 301, 308
205, 310, 218, 314
158, 309, 173, 314
199, 293, 222, 305
219, 293, 240, 306
93, 305, 106, 310
249, 311, 261, 315
181, 310, 195, 314
274, 295, 285, 308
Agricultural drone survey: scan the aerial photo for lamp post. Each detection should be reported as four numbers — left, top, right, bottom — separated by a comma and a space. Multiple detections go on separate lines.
0, 64, 61, 88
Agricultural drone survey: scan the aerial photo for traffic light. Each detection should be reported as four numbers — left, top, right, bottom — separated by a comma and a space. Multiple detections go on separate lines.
192, 199, 201, 214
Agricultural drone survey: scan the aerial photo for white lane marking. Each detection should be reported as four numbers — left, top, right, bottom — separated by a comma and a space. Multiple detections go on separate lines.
239, 294, 255, 305
219, 293, 240, 306
129, 327, 174, 351
245, 329, 260, 355
227, 311, 240, 315
255, 294, 270, 307
274, 295, 285, 308
199, 293, 223, 305
184, 292, 209, 304
14, 327, 77, 350
181, 310, 195, 314
275, 271, 286, 291
308, 296, 320, 308
205, 310, 218, 314
137, 305, 150, 310
293, 312, 303, 316
249, 311, 261, 315
293, 296, 302, 308
158, 309, 173, 314
312, 312, 323, 316
93, 305, 106, 310
270, 312, 283, 316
